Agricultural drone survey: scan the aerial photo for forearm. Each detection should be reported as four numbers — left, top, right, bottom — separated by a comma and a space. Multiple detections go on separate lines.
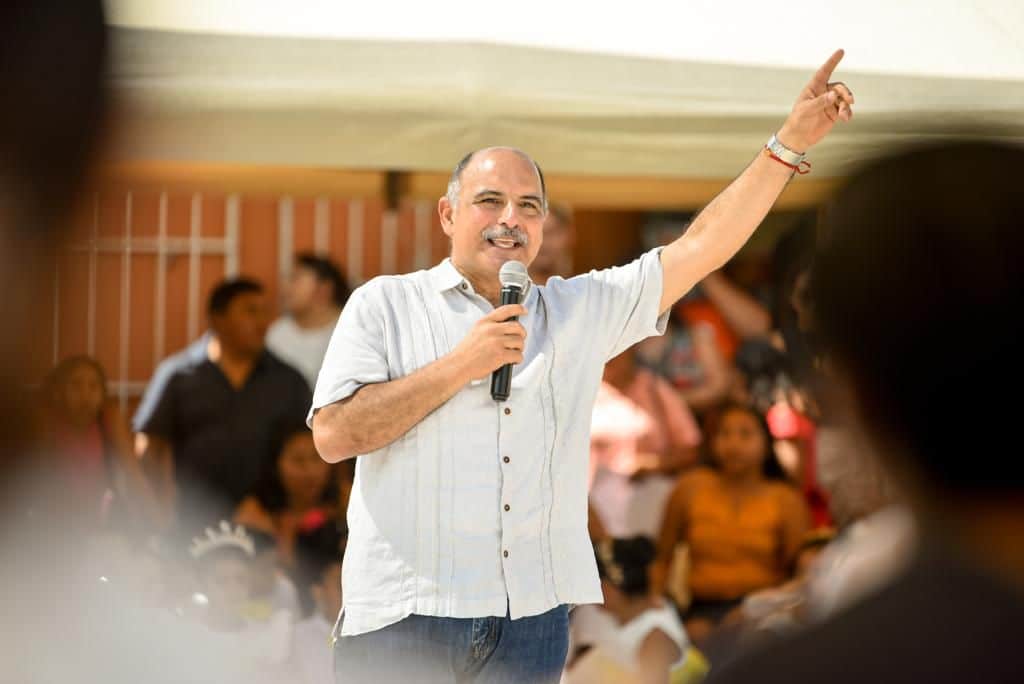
650, 558, 671, 596
660, 149, 794, 313
656, 48, 853, 312
106, 415, 160, 521
679, 328, 731, 411
678, 380, 730, 413
116, 447, 166, 527
700, 271, 772, 338
652, 509, 684, 595
658, 445, 699, 474
313, 353, 473, 463
137, 435, 175, 526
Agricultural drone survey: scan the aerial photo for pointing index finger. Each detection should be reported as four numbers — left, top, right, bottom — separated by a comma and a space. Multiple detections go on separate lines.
811, 49, 845, 91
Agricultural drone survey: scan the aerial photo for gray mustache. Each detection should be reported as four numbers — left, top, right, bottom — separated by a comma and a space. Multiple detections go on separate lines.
482, 226, 529, 246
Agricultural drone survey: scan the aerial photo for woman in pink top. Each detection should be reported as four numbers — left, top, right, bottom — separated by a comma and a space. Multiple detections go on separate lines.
590, 349, 702, 539
40, 356, 161, 527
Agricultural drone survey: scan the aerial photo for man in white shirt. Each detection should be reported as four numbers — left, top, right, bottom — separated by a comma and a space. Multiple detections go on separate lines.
310, 52, 853, 684
268, 254, 350, 389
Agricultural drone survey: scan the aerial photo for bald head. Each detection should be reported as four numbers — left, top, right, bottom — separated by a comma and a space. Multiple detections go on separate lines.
437, 147, 549, 301
446, 147, 547, 214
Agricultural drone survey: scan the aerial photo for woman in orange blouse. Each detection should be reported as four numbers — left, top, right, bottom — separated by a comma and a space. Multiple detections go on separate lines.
653, 402, 809, 643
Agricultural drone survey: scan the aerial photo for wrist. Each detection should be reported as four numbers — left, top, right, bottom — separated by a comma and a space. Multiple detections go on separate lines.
775, 125, 808, 155
765, 130, 812, 175
441, 348, 476, 388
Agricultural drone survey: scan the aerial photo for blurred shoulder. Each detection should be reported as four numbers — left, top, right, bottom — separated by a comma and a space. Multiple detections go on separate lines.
765, 479, 804, 500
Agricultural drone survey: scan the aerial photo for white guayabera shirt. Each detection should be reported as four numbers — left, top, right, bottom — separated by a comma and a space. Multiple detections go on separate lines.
309, 249, 668, 637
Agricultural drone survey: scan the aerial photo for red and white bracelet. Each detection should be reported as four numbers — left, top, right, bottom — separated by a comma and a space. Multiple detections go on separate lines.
765, 133, 811, 175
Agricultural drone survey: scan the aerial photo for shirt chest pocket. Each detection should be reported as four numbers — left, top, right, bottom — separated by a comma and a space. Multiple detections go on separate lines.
387, 283, 448, 379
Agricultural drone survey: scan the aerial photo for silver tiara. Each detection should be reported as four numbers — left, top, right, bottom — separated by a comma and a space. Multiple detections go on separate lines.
189, 520, 255, 559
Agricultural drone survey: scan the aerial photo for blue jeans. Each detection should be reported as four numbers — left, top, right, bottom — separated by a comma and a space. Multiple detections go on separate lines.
333, 604, 569, 684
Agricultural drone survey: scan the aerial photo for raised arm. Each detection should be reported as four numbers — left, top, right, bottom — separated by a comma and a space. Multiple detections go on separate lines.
659, 50, 854, 314
699, 270, 772, 339
135, 432, 175, 525
313, 304, 527, 462
102, 403, 167, 528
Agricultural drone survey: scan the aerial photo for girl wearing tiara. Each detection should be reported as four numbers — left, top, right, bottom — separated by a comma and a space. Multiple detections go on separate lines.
188, 521, 292, 680
564, 537, 707, 684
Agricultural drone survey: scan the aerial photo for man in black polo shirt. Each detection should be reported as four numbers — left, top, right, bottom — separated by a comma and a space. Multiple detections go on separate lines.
139, 278, 312, 530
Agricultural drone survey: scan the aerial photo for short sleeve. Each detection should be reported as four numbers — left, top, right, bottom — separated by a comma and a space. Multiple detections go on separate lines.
133, 333, 209, 431
578, 248, 670, 362
137, 372, 178, 440
132, 357, 179, 432
307, 282, 389, 426
628, 605, 689, 668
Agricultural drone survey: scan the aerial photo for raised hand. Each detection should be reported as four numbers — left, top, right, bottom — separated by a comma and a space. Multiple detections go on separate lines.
778, 49, 855, 152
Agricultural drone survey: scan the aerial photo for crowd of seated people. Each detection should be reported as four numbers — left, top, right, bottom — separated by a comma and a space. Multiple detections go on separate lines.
30, 252, 354, 683
570, 209, 868, 679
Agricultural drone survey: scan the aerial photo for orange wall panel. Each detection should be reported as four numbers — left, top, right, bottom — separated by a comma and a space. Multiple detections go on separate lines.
128, 256, 156, 382
326, 199, 350, 279
48, 186, 438, 404
361, 201, 383, 282
201, 194, 226, 238
92, 253, 124, 382
238, 197, 281, 307
163, 242, 193, 358
131, 191, 161, 239
55, 251, 90, 363
292, 197, 316, 256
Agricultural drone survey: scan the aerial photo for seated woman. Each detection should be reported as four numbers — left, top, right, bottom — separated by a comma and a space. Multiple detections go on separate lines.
38, 355, 162, 527
234, 423, 341, 566
652, 402, 809, 646
565, 536, 705, 684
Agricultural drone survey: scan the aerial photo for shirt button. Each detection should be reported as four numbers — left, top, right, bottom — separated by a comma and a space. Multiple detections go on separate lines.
503, 456, 510, 464
504, 408, 511, 416
503, 550, 509, 558
504, 504, 510, 512
460, 282, 468, 290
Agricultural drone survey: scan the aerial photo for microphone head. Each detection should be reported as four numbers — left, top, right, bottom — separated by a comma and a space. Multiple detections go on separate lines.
498, 260, 530, 291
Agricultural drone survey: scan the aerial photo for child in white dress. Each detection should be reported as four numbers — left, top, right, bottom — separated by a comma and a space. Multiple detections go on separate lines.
564, 537, 707, 684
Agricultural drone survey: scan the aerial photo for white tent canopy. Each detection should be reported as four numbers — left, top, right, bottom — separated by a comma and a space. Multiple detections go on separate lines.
108, 0, 1024, 178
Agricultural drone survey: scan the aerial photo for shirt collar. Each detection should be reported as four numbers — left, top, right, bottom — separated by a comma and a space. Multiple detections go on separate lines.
428, 258, 534, 298
203, 348, 274, 376
429, 258, 466, 292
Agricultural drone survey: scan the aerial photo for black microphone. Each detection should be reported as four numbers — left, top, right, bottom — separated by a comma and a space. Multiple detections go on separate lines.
490, 260, 530, 402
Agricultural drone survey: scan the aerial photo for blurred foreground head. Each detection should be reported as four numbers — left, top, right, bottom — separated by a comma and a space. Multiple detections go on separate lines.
809, 140, 1023, 509
0, 0, 109, 480
0, 2, 108, 234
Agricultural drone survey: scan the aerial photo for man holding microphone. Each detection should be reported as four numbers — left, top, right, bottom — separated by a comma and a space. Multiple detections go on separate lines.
311, 51, 854, 683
